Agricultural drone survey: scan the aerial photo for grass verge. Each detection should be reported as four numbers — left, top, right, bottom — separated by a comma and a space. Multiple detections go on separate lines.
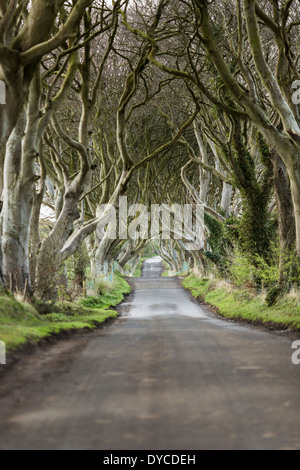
79, 271, 131, 309
0, 272, 131, 352
182, 275, 300, 331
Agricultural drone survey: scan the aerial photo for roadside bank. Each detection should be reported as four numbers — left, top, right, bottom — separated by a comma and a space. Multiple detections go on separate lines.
182, 275, 300, 333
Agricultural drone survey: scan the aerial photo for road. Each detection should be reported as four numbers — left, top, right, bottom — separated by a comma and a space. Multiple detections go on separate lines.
0, 258, 299, 450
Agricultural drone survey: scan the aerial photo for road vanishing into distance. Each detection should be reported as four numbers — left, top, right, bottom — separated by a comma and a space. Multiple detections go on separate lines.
0, 258, 300, 450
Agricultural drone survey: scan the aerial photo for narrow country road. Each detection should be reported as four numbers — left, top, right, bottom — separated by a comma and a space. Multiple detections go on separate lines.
0, 258, 299, 450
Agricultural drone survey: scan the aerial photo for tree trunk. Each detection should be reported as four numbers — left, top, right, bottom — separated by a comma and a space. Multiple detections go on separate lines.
221, 182, 232, 218
85, 234, 96, 278
1, 114, 34, 295
73, 245, 87, 296
34, 195, 81, 300
117, 240, 133, 267
94, 235, 114, 276
272, 152, 296, 255
289, 166, 300, 258
29, 144, 46, 291
269, 151, 296, 299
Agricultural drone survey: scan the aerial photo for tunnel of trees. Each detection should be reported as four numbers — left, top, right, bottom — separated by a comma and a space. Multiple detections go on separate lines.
0, 0, 299, 306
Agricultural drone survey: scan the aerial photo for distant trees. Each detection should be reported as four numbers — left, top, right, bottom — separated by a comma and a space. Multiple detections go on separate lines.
123, 0, 299, 293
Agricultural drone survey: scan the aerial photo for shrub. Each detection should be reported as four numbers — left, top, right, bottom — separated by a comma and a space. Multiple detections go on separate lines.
227, 252, 254, 288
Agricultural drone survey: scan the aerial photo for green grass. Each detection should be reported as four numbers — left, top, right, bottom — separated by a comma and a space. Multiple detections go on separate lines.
161, 270, 170, 277
0, 273, 131, 352
183, 275, 300, 331
80, 271, 131, 309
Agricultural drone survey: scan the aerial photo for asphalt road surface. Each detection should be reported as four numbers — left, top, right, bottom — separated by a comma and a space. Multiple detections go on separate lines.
0, 258, 299, 450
